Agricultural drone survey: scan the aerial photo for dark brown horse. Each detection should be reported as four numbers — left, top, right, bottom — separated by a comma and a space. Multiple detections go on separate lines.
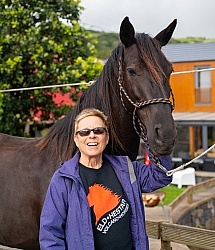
0, 17, 177, 249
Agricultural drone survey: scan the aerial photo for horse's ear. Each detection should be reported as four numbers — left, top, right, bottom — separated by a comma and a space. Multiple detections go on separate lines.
154, 19, 177, 46
119, 16, 135, 48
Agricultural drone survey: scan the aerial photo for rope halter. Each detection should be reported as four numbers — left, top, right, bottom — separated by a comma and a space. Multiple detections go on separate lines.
117, 59, 176, 176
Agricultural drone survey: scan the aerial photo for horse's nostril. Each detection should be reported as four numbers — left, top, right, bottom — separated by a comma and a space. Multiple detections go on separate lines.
155, 127, 160, 136
154, 124, 162, 137
155, 138, 163, 146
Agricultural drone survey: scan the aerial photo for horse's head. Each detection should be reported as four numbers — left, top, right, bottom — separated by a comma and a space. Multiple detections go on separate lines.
118, 17, 177, 156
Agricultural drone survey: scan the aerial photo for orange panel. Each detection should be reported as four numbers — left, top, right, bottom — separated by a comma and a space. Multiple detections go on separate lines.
170, 61, 215, 112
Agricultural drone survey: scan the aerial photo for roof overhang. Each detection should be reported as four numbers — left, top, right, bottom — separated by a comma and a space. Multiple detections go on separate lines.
173, 112, 215, 126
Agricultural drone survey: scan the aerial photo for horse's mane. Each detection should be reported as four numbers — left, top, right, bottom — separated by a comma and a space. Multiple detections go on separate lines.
37, 44, 124, 163
37, 32, 167, 163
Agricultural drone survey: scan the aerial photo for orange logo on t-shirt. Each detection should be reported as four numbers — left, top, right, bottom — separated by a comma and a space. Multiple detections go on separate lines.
87, 183, 121, 225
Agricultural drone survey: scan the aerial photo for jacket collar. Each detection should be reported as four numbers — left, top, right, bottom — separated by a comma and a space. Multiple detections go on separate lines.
59, 151, 128, 179
58, 151, 80, 179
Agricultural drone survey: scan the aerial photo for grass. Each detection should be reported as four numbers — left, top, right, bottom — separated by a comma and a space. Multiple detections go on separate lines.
158, 184, 187, 205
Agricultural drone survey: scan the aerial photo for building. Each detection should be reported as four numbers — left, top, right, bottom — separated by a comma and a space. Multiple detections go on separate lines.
162, 42, 215, 159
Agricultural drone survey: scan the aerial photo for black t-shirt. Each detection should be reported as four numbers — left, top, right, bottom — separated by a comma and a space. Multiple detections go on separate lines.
79, 158, 133, 250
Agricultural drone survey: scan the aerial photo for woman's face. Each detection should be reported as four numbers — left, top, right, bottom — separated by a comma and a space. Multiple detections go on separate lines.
74, 115, 109, 159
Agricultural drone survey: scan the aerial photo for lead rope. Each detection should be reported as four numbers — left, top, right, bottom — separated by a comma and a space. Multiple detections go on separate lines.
166, 144, 215, 176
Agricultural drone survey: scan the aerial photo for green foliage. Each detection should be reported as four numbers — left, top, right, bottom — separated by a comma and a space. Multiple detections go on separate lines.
89, 30, 215, 60
89, 30, 120, 59
170, 37, 215, 44
2, 4, 214, 137
0, 0, 103, 136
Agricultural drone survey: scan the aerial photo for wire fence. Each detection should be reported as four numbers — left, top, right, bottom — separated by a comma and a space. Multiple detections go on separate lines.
0, 68, 214, 93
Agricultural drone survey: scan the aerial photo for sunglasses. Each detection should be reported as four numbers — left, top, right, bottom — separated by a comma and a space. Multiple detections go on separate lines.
75, 127, 107, 137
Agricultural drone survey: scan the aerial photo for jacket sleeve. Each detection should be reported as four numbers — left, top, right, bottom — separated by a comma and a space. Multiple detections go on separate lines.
133, 155, 173, 193
39, 171, 68, 250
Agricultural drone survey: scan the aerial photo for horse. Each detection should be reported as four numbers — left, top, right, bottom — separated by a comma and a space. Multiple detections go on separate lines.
0, 16, 177, 249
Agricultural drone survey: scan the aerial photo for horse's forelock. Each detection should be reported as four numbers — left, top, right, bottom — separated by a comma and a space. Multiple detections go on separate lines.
135, 33, 167, 86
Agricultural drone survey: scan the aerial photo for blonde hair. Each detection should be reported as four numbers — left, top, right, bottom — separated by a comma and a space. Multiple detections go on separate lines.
74, 108, 108, 134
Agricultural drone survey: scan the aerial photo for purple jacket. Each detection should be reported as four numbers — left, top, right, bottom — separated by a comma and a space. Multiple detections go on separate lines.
39, 152, 172, 250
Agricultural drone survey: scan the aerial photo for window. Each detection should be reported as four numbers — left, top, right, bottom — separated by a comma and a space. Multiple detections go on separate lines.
195, 66, 212, 105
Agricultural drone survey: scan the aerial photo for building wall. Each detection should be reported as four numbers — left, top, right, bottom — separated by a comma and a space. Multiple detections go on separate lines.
170, 60, 215, 112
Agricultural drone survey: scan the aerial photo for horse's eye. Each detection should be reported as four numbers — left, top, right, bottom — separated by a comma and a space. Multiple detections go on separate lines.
127, 68, 137, 76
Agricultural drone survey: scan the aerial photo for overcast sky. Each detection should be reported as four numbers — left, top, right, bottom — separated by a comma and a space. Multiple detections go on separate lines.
80, 0, 215, 38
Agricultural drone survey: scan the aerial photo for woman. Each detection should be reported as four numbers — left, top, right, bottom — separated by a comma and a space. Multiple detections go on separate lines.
39, 108, 172, 250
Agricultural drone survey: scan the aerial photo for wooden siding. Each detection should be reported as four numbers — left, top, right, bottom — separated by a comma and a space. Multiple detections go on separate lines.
170, 61, 215, 112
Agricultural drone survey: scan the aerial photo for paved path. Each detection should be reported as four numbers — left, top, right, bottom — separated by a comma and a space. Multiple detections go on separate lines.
145, 206, 190, 250
171, 186, 215, 223
145, 182, 215, 249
